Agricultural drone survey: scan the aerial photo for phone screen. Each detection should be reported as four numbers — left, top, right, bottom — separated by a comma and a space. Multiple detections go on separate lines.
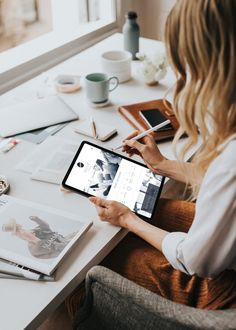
139, 108, 173, 130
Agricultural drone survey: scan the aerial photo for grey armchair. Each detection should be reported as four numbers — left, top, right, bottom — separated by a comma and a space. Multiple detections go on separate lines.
74, 265, 236, 330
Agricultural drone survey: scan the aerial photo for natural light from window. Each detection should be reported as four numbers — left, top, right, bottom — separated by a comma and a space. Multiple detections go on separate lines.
0, 0, 116, 74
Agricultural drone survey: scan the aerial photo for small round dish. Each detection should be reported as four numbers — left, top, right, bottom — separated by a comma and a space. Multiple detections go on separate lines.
54, 74, 81, 93
0, 175, 10, 195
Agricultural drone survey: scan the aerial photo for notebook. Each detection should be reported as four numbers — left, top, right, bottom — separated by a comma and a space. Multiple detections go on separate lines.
74, 120, 117, 141
118, 99, 179, 141
0, 95, 78, 138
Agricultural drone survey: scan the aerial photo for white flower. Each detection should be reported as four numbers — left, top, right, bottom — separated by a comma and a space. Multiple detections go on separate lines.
154, 68, 167, 81
139, 61, 156, 83
137, 51, 168, 83
136, 52, 147, 61
151, 52, 166, 67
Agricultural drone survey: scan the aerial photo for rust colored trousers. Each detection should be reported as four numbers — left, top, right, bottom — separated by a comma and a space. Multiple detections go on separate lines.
66, 198, 236, 318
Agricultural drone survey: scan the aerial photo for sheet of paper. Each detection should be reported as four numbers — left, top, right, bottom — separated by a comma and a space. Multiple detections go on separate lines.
18, 123, 67, 144
16, 136, 79, 184
31, 145, 78, 184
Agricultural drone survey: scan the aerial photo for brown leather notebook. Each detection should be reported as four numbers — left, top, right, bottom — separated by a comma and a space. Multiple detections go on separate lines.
118, 99, 179, 141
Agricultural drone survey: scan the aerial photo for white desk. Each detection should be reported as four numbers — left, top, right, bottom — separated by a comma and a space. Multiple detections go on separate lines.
0, 33, 199, 330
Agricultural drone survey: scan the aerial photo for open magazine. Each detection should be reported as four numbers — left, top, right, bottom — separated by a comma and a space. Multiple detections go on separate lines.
0, 195, 92, 275
16, 136, 79, 185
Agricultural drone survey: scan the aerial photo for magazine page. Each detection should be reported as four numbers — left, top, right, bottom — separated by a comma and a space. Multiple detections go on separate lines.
0, 273, 54, 281
0, 258, 55, 281
31, 146, 78, 184
16, 136, 78, 184
0, 195, 92, 275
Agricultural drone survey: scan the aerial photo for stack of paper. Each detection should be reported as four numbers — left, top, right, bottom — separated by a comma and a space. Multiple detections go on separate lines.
0, 258, 55, 281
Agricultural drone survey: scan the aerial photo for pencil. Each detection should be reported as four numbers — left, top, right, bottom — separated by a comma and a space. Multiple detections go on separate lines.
113, 119, 171, 150
90, 117, 98, 139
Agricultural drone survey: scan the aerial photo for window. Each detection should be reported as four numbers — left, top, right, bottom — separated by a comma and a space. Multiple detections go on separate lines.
0, 0, 117, 93
0, 0, 52, 53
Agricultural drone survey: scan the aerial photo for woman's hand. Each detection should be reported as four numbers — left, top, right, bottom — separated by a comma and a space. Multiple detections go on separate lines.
122, 131, 167, 173
89, 197, 137, 228
89, 196, 168, 252
122, 131, 198, 184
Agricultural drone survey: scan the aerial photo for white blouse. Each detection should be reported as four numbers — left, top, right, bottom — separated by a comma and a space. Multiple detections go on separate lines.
162, 138, 236, 278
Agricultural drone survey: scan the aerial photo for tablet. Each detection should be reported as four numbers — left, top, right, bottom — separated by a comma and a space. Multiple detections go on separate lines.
62, 141, 165, 219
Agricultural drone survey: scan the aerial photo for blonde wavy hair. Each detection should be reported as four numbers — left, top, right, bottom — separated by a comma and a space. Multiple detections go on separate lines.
165, 0, 236, 196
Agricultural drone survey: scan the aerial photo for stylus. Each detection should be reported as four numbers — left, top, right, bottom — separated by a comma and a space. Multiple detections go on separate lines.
113, 119, 171, 150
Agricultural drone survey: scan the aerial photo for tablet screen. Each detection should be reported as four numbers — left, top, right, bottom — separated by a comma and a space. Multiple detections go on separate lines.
62, 142, 165, 219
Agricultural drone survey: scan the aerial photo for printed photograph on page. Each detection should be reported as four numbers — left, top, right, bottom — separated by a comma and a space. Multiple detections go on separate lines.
0, 198, 83, 265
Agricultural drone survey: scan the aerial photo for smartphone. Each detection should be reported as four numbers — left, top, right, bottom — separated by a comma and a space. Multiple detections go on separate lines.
139, 108, 173, 131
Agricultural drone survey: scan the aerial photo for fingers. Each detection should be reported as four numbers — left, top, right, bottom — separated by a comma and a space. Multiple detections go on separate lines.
142, 134, 155, 144
89, 196, 108, 208
122, 132, 154, 149
96, 205, 109, 220
124, 139, 145, 153
122, 145, 140, 156
122, 131, 140, 155
89, 197, 111, 220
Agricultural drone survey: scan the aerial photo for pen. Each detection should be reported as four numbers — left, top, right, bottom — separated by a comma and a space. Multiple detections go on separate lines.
90, 117, 98, 139
113, 119, 171, 150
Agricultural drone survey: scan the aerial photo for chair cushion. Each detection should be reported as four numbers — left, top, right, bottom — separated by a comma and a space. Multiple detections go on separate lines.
74, 266, 236, 330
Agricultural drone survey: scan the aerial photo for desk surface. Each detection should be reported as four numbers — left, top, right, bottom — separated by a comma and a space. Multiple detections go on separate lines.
0, 33, 199, 330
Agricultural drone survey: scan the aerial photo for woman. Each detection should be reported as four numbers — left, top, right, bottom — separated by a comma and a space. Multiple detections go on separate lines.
67, 0, 236, 316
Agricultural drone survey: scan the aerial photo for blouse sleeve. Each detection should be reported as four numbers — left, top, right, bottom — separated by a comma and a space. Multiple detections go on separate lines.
162, 169, 236, 278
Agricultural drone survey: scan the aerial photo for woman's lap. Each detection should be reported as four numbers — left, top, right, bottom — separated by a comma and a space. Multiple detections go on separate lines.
101, 231, 236, 309
65, 198, 236, 318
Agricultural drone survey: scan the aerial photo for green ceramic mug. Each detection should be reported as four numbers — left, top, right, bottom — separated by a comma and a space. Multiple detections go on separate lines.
85, 73, 119, 104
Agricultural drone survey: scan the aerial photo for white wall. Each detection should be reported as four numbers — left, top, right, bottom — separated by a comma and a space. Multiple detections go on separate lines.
117, 0, 175, 41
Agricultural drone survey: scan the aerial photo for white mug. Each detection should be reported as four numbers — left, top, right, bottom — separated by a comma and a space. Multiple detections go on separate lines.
101, 50, 132, 83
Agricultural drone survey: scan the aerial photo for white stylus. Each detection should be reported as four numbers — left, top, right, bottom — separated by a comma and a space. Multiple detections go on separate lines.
113, 119, 171, 150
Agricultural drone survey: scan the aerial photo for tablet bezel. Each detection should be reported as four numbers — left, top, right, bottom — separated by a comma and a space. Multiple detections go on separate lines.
62, 140, 165, 220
